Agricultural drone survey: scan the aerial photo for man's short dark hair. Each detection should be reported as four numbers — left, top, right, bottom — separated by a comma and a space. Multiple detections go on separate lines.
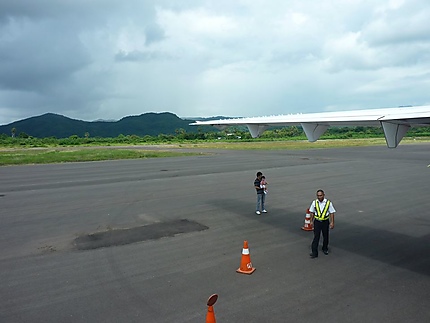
256, 171, 263, 177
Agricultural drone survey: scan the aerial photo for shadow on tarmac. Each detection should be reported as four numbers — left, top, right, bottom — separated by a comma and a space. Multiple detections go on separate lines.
208, 198, 430, 277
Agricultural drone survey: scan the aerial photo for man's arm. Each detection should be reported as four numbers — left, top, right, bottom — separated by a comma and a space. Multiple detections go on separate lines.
329, 213, 335, 229
309, 202, 315, 222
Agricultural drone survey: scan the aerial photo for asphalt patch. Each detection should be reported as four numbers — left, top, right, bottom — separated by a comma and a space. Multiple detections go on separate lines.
74, 219, 208, 250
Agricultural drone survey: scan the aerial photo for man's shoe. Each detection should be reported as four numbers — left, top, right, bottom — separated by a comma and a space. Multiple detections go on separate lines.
323, 249, 329, 255
262, 209, 267, 213
309, 253, 318, 259
255, 211, 261, 215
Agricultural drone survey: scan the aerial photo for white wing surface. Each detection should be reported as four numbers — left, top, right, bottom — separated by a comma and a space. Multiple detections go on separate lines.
190, 105, 430, 148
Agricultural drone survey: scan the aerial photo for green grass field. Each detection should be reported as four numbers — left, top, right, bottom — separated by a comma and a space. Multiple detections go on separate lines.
1, 137, 429, 166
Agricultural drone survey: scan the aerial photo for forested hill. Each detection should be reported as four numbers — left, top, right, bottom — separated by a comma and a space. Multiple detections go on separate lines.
0, 112, 215, 138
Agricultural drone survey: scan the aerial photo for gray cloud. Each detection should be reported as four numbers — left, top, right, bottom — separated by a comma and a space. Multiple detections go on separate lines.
0, 20, 91, 92
1, 0, 430, 125
145, 22, 166, 45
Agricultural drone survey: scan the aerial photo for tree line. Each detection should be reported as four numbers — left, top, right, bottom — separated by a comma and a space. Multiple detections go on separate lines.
1, 125, 430, 147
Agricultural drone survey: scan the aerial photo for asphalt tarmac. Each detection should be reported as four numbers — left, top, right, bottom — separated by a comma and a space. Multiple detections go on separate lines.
1, 143, 429, 322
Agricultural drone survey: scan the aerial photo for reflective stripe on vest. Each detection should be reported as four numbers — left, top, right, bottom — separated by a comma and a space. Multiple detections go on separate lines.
314, 199, 331, 221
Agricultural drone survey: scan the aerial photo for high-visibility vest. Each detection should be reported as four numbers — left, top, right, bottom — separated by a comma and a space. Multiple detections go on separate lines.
314, 199, 331, 221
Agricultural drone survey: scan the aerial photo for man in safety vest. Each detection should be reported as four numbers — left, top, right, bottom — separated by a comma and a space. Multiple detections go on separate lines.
309, 189, 336, 258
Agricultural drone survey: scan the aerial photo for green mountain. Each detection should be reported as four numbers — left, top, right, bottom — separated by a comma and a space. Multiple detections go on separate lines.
0, 112, 215, 138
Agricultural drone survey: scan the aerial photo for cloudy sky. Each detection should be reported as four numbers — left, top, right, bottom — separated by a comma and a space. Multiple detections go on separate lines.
1, 0, 429, 125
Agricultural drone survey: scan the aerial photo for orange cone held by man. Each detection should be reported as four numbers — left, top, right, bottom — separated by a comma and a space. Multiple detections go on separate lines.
236, 240, 256, 274
301, 208, 313, 231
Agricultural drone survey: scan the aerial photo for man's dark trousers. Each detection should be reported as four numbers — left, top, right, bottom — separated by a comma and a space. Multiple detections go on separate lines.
311, 219, 329, 256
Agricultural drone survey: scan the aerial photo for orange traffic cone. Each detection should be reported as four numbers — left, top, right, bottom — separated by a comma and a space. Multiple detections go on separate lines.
236, 240, 256, 274
206, 294, 218, 323
301, 208, 313, 231
206, 305, 216, 323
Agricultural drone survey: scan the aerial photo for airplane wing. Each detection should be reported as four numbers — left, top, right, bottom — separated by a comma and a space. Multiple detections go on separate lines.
190, 105, 430, 148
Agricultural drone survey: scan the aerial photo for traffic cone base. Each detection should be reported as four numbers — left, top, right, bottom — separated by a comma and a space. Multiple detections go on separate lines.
236, 267, 256, 275
236, 240, 256, 275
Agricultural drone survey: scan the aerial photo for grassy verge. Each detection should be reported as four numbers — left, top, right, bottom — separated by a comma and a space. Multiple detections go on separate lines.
1, 137, 429, 166
174, 137, 430, 149
174, 138, 387, 149
0, 148, 203, 166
